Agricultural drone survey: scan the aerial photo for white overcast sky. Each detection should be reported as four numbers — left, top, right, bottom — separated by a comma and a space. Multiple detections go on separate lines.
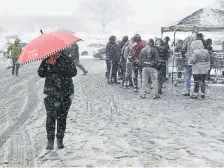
0, 0, 216, 24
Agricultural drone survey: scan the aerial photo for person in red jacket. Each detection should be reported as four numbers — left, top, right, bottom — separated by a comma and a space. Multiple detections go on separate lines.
128, 34, 147, 92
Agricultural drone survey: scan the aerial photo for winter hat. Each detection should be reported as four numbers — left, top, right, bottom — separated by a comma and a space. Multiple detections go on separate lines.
190, 40, 204, 51
147, 39, 154, 46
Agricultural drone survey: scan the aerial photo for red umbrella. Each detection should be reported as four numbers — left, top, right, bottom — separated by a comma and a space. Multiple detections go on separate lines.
17, 31, 81, 65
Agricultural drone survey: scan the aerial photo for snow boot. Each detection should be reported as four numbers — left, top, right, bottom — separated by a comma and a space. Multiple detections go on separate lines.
46, 134, 55, 150
56, 134, 64, 149
153, 95, 161, 99
134, 87, 138, 92
190, 93, 198, 99
182, 92, 190, 96
123, 83, 128, 89
140, 94, 146, 99
158, 89, 163, 95
83, 71, 88, 75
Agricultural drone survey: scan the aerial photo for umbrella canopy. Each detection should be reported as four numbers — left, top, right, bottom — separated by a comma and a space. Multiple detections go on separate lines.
17, 31, 81, 65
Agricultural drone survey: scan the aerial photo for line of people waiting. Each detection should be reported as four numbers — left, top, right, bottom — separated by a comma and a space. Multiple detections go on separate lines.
105, 26, 212, 99
105, 34, 170, 99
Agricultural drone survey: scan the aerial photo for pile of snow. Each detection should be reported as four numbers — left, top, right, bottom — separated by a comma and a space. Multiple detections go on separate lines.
200, 8, 224, 26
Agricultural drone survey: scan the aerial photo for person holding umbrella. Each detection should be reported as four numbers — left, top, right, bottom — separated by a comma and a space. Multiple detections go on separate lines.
17, 31, 81, 149
7, 37, 22, 76
38, 51, 77, 150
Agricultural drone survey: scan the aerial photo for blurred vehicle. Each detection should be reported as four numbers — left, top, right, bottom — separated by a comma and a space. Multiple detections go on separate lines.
93, 46, 106, 60
78, 41, 106, 56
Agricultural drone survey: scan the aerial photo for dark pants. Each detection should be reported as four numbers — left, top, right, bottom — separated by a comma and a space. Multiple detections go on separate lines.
207, 64, 212, 81
193, 74, 206, 94
159, 62, 167, 80
157, 62, 166, 94
158, 70, 163, 94
106, 59, 119, 83
178, 72, 182, 79
44, 96, 71, 137
118, 63, 123, 80
120, 63, 126, 86
106, 59, 111, 81
12, 60, 20, 76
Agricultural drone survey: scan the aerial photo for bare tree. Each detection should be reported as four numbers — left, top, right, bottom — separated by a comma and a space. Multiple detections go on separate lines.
77, 0, 132, 30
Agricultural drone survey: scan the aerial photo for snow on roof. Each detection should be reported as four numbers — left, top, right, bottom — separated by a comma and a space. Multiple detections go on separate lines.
162, 6, 224, 32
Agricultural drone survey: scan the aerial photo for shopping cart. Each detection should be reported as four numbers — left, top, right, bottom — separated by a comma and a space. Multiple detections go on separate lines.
170, 53, 185, 86
211, 51, 224, 83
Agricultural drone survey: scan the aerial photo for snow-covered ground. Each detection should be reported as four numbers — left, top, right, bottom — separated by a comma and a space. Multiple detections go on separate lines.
0, 54, 224, 167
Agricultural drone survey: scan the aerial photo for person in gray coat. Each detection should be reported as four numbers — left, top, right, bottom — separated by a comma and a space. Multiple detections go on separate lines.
68, 43, 88, 75
139, 39, 160, 99
189, 40, 210, 99
124, 37, 134, 88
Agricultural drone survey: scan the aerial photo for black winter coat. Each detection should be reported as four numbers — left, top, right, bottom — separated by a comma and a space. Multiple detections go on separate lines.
155, 45, 169, 61
38, 55, 77, 99
106, 42, 120, 62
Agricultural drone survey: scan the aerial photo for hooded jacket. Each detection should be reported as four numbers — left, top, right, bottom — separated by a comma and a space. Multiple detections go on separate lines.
106, 41, 120, 62
7, 38, 22, 61
189, 40, 210, 74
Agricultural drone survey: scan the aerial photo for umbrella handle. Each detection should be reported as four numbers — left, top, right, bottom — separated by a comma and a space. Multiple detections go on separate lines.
40, 29, 43, 34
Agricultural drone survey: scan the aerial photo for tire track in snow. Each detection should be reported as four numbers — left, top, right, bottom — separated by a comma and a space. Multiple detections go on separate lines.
0, 74, 41, 167
4, 128, 35, 167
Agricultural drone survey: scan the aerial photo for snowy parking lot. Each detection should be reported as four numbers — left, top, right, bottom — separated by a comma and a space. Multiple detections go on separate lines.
0, 56, 224, 167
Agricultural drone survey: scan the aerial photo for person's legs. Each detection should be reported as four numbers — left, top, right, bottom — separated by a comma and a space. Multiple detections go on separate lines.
44, 96, 57, 150
161, 62, 167, 80
141, 67, 149, 98
207, 64, 212, 81
177, 72, 182, 79
12, 60, 16, 75
132, 67, 139, 91
201, 74, 206, 97
74, 59, 88, 74
15, 62, 20, 76
125, 62, 132, 87
118, 63, 122, 80
193, 74, 200, 95
150, 68, 159, 98
121, 65, 126, 87
184, 67, 192, 94
112, 62, 119, 83
106, 59, 112, 83
139, 67, 143, 87
158, 70, 163, 95
56, 97, 72, 149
